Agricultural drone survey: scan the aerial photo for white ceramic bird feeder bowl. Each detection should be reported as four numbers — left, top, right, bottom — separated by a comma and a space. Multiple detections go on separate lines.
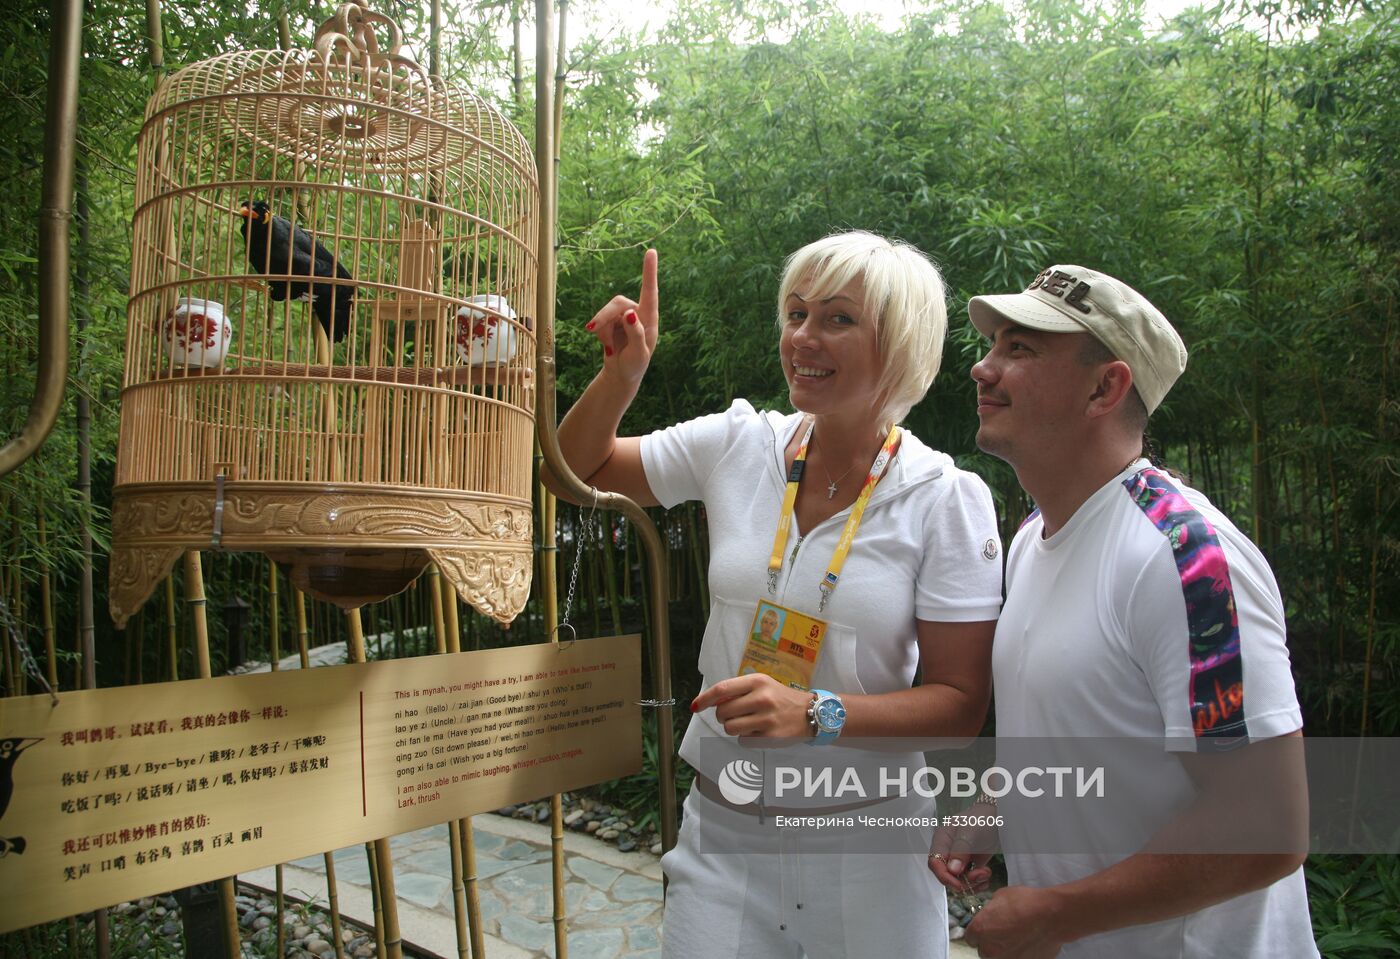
162, 297, 232, 368
455, 294, 517, 367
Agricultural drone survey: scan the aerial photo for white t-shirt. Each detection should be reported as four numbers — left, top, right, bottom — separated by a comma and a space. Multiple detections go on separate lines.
641, 399, 1004, 780
994, 460, 1317, 959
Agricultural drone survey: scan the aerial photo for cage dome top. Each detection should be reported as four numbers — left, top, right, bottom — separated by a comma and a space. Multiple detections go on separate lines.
146, 3, 533, 175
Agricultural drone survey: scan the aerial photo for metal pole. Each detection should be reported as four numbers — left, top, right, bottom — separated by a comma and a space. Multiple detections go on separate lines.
0, 0, 79, 477
532, 0, 677, 853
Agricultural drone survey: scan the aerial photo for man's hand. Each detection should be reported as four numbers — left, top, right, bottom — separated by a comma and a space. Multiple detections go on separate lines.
963, 885, 1066, 959
689, 674, 814, 738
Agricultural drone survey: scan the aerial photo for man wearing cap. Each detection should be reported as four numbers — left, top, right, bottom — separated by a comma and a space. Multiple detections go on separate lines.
929, 267, 1316, 957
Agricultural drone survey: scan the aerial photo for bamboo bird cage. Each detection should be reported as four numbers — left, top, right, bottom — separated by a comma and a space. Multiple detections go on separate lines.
110, 4, 538, 627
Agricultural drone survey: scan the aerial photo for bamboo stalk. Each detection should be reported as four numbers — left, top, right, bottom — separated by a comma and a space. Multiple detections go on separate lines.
38, 511, 55, 688
551, 790, 566, 953
511, 0, 524, 109
6, 554, 23, 696
429, 569, 471, 959
144, 0, 163, 76
76, 183, 94, 698
2, 557, 17, 691
437, 572, 485, 958
294, 588, 348, 959
459, 819, 485, 959
92, 912, 109, 959
1359, 312, 1391, 739
429, 569, 448, 657
543, 491, 558, 641
165, 576, 178, 681
347, 609, 403, 959
186, 553, 212, 679
553, 0, 568, 187
622, 521, 631, 602
134, 606, 145, 685
1309, 364, 1347, 667
269, 562, 281, 669
601, 521, 621, 634
543, 486, 567, 957
365, 839, 387, 959
587, 533, 601, 637
446, 823, 470, 959
268, 562, 287, 959
182, 551, 241, 958
0, 546, 10, 695
122, 602, 132, 687
295, 589, 311, 663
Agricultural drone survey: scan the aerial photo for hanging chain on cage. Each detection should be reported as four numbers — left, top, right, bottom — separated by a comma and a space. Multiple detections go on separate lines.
0, 594, 57, 702
554, 493, 599, 648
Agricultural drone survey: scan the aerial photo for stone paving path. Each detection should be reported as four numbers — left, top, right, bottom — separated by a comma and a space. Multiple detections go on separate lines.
246, 812, 664, 959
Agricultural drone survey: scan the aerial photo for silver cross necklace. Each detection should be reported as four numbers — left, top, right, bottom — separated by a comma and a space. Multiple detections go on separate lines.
818, 458, 857, 500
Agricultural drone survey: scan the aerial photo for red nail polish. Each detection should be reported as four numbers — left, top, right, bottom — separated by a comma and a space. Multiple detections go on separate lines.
586, 321, 596, 330
690, 699, 699, 713
604, 346, 613, 357
626, 311, 637, 325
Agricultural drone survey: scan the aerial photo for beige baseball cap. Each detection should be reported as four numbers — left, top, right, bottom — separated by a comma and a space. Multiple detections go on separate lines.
968, 266, 1188, 414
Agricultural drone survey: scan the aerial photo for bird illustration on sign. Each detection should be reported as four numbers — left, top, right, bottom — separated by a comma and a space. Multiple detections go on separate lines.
0, 737, 40, 858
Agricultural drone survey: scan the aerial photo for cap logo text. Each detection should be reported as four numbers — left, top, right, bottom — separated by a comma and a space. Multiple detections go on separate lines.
1027, 269, 1093, 315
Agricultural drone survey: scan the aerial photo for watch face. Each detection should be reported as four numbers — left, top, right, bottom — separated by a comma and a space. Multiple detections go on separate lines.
816, 699, 846, 731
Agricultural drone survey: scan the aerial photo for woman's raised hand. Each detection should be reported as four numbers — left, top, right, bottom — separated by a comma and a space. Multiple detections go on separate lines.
585, 248, 659, 385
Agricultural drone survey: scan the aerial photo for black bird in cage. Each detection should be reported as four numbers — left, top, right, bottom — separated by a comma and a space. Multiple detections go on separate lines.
238, 200, 355, 343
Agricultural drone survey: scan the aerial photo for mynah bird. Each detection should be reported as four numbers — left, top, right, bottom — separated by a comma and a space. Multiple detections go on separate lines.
238, 200, 355, 343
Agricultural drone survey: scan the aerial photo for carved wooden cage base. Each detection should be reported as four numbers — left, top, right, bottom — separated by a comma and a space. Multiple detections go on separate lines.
110, 484, 533, 627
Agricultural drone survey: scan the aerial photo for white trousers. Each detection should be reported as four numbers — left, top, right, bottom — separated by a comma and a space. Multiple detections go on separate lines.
660, 787, 949, 959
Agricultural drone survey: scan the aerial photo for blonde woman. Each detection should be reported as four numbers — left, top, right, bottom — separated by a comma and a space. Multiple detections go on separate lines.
551, 232, 1002, 958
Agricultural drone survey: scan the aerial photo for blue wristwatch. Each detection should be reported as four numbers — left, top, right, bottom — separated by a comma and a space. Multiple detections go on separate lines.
807, 689, 846, 745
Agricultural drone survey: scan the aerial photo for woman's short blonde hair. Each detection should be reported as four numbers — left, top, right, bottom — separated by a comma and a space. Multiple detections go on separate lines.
777, 231, 947, 428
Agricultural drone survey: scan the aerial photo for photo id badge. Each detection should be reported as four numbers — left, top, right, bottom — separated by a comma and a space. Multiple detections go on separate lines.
737, 600, 827, 690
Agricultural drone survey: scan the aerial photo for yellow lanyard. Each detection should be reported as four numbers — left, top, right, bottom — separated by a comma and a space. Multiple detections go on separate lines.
767, 418, 901, 612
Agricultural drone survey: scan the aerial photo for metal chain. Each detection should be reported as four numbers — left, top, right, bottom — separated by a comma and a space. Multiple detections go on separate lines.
0, 593, 57, 702
554, 496, 598, 646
